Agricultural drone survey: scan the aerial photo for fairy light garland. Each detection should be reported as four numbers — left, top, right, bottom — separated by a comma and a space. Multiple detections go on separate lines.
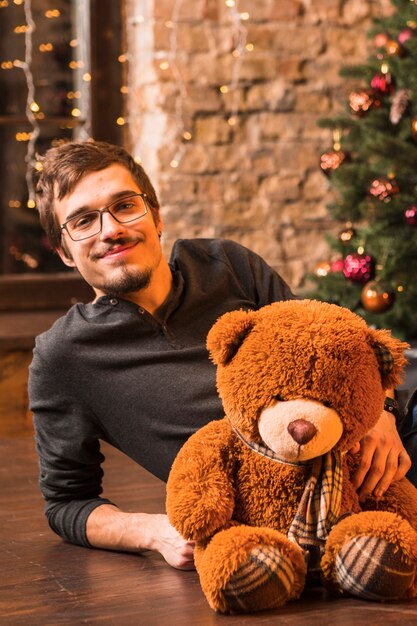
22, 0, 40, 207
224, 0, 249, 127
128, 0, 252, 169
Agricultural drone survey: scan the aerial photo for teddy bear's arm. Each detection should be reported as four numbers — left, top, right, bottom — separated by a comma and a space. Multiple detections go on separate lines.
166, 419, 235, 541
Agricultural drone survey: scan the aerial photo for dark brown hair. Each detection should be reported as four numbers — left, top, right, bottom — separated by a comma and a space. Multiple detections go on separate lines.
35, 140, 160, 251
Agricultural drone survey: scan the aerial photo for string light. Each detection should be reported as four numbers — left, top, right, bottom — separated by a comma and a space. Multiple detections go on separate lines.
166, 0, 189, 169
44, 9, 60, 18
20, 0, 40, 207
127, 0, 251, 170
38, 42, 53, 52
224, 0, 249, 127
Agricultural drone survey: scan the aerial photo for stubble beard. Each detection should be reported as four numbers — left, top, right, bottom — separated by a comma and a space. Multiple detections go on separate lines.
101, 264, 152, 297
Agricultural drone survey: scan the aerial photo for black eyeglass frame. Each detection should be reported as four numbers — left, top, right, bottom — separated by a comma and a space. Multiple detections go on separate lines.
60, 192, 149, 241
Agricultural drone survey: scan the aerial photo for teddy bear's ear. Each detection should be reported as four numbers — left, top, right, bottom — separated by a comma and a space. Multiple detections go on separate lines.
367, 327, 409, 389
207, 309, 257, 365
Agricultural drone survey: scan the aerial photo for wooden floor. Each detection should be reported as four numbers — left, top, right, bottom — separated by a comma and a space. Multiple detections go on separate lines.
1, 437, 417, 626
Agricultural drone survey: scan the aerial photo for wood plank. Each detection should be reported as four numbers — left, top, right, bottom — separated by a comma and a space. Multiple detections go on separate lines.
0, 273, 93, 311
1, 438, 416, 625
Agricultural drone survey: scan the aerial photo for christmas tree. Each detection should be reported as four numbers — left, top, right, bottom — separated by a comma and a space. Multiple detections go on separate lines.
308, 0, 417, 340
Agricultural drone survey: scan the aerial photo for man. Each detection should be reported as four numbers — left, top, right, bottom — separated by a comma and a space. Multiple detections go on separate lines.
29, 140, 411, 571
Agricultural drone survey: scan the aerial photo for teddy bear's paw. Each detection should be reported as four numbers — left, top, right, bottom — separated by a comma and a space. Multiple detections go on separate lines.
221, 543, 297, 613
333, 535, 416, 601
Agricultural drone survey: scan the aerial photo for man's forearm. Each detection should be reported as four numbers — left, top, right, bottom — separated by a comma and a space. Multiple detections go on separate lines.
86, 504, 159, 552
85, 504, 195, 569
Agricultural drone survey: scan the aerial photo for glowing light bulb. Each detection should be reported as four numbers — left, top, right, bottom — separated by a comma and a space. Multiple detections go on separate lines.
228, 116, 237, 126
246, 43, 254, 51
159, 61, 170, 70
357, 246, 364, 254
29, 101, 40, 112
27, 199, 36, 208
183, 131, 192, 140
225, 0, 235, 7
170, 159, 179, 168
120, 86, 128, 94
118, 54, 128, 63
134, 155, 142, 164
240, 12, 250, 20
82, 72, 91, 82
116, 117, 126, 126
220, 85, 229, 93
70, 39, 78, 47
71, 108, 81, 117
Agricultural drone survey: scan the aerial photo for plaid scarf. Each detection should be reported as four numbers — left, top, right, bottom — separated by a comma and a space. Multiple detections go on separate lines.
233, 428, 343, 550
287, 450, 343, 550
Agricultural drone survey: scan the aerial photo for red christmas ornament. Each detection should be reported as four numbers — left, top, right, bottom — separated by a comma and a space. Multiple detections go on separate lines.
319, 149, 348, 176
370, 72, 395, 96
374, 32, 389, 48
349, 90, 380, 117
361, 280, 395, 313
369, 177, 399, 202
405, 205, 417, 227
343, 253, 375, 284
398, 28, 414, 44
330, 259, 344, 273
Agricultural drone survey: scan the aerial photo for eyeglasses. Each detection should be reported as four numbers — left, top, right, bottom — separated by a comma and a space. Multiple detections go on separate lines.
60, 193, 149, 241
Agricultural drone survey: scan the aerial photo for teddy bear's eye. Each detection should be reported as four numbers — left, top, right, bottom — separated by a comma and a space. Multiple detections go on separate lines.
274, 394, 284, 402
322, 400, 332, 408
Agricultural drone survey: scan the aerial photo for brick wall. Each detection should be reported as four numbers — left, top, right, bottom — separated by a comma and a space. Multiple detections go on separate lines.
124, 0, 392, 290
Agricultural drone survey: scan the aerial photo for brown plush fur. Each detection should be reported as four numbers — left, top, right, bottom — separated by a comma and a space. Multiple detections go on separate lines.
166, 300, 417, 613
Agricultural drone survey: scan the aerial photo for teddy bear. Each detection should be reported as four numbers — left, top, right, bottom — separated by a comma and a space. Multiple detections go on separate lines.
166, 299, 417, 613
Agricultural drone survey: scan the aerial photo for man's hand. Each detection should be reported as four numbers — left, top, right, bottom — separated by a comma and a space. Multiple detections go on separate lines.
86, 505, 195, 569
148, 514, 195, 570
350, 409, 411, 500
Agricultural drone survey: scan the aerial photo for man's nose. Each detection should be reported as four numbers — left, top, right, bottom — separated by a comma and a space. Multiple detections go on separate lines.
99, 210, 125, 239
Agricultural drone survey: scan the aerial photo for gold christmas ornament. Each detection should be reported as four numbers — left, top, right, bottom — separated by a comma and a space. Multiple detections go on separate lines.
349, 90, 380, 116
411, 115, 417, 140
369, 176, 399, 202
385, 39, 406, 57
338, 224, 356, 243
361, 280, 395, 313
313, 261, 332, 277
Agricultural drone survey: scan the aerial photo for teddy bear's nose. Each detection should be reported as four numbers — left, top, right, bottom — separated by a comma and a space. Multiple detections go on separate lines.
287, 419, 317, 445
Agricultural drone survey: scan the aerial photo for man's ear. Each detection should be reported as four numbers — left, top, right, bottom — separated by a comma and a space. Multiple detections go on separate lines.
56, 246, 76, 268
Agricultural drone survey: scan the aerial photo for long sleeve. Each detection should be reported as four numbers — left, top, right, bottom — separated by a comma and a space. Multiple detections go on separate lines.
29, 339, 113, 546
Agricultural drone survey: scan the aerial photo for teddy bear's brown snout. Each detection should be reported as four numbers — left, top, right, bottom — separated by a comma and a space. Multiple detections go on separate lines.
287, 419, 317, 445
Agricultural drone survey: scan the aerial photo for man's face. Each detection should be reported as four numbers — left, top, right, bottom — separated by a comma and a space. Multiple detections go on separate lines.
55, 164, 164, 298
